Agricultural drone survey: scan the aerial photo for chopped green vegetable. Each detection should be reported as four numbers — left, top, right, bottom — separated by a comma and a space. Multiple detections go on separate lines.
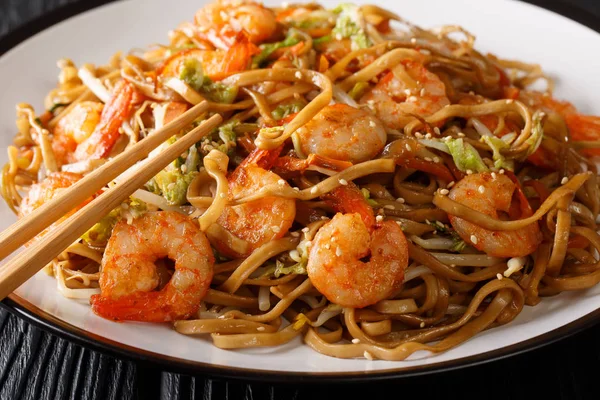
252, 32, 301, 68
523, 110, 545, 158
271, 100, 304, 120
313, 35, 332, 45
445, 138, 489, 173
179, 58, 204, 92
179, 59, 237, 103
274, 259, 307, 278
360, 188, 379, 207
81, 199, 147, 245
331, 3, 371, 50
152, 168, 198, 206
348, 82, 369, 100
481, 135, 514, 171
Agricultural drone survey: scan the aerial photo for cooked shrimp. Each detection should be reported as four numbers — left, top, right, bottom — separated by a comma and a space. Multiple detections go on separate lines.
521, 90, 600, 157
159, 35, 258, 81
91, 211, 214, 322
295, 104, 387, 163
448, 172, 542, 258
307, 213, 409, 308
52, 101, 103, 164
72, 80, 137, 162
19, 171, 83, 218
360, 59, 450, 129
212, 148, 296, 258
18, 171, 93, 240
194, 0, 277, 49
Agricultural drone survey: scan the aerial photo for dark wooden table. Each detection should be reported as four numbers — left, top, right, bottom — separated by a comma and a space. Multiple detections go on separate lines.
1, 0, 600, 399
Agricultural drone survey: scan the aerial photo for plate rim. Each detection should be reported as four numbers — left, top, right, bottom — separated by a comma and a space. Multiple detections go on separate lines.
1, 0, 600, 382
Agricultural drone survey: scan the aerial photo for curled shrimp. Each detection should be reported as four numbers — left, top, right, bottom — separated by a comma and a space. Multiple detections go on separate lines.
91, 211, 214, 322
295, 104, 387, 163
194, 0, 277, 49
212, 149, 296, 258
52, 80, 138, 165
307, 184, 409, 308
360, 59, 450, 129
448, 172, 542, 258
52, 101, 103, 164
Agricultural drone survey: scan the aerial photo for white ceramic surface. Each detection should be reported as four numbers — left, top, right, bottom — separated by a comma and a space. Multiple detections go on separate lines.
1, 0, 600, 375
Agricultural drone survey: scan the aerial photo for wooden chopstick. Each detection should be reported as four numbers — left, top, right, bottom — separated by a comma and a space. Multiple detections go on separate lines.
0, 100, 211, 262
0, 113, 222, 301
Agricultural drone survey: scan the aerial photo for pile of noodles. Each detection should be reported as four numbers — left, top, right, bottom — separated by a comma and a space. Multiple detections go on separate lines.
2, 1, 600, 361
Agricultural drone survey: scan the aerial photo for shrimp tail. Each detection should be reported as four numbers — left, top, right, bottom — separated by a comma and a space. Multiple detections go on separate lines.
323, 183, 375, 230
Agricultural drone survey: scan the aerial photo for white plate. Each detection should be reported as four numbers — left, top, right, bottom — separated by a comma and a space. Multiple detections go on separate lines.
2, 0, 600, 380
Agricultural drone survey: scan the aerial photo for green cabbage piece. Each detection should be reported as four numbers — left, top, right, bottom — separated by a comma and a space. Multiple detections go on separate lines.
252, 32, 301, 68
348, 82, 369, 100
523, 110, 545, 158
426, 220, 467, 253
179, 59, 238, 103
271, 100, 304, 120
152, 168, 198, 206
445, 138, 489, 173
481, 135, 514, 171
81, 199, 147, 245
331, 3, 371, 49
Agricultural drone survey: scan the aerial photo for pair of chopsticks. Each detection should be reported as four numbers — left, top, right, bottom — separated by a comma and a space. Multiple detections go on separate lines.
0, 100, 222, 300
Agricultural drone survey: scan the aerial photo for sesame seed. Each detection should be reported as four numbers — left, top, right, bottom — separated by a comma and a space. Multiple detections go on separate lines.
424, 157, 433, 162
396, 197, 405, 203
457, 132, 466, 138
278, 179, 285, 186
470, 235, 478, 244
439, 189, 449, 195
407, 96, 418, 102
324, 243, 331, 249
352, 338, 361, 344
367, 100, 375, 106
321, 216, 328, 220
335, 33, 343, 41
395, 221, 403, 227
336, 247, 343, 256
384, 205, 395, 210
466, 169, 473, 175
436, 221, 445, 228
219, 193, 226, 199
420, 322, 425, 328
410, 38, 417, 44
415, 132, 424, 139
293, 187, 300, 191
420, 88, 426, 97
294, 71, 303, 79
331, 237, 336, 242
271, 226, 281, 233
450, 264, 456, 268
433, 157, 440, 163
369, 120, 376, 128
405, 143, 412, 151
496, 273, 503, 280
338, 178, 348, 185
425, 133, 432, 139
447, 181, 455, 188
507, 99, 514, 104
302, 227, 310, 233
376, 215, 384, 222
491, 172, 497, 179
561, 176, 569, 185
364, 351, 374, 360
499, 169, 505, 174
291, 232, 300, 237
433, 127, 441, 135
257, 326, 266, 331
478, 185, 485, 194
404, 89, 412, 96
